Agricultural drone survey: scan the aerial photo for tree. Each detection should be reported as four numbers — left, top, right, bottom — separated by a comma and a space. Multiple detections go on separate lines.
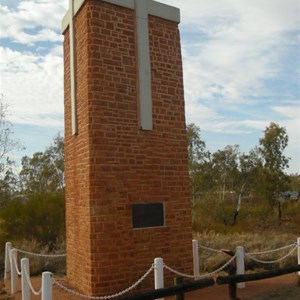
259, 122, 289, 172
259, 122, 290, 224
0, 191, 65, 248
19, 134, 64, 195
211, 145, 240, 194
0, 95, 21, 206
0, 134, 66, 249
186, 124, 211, 204
239, 147, 263, 195
211, 145, 241, 224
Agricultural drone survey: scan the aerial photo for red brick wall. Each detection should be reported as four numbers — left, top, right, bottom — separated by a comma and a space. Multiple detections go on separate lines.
64, 0, 193, 296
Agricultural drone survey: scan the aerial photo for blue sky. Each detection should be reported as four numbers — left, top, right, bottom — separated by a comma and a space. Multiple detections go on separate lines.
0, 0, 299, 174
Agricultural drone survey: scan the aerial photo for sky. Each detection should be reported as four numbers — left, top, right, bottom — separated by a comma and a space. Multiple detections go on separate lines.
0, 0, 299, 174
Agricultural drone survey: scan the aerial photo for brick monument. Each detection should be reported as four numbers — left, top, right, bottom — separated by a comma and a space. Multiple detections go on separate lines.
62, 0, 193, 296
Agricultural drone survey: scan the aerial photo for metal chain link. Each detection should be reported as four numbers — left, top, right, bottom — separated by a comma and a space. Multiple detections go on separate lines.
245, 242, 296, 255
15, 248, 66, 258
245, 244, 297, 264
23, 263, 42, 296
164, 254, 237, 279
52, 264, 154, 300
198, 244, 224, 254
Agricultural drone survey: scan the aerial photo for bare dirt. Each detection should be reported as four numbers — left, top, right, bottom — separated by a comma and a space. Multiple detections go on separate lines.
5, 273, 300, 300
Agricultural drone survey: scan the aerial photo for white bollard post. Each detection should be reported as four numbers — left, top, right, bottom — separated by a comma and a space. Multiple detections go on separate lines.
21, 258, 30, 300
154, 257, 164, 300
297, 237, 300, 276
41, 272, 53, 300
236, 246, 245, 288
10, 248, 18, 294
4, 242, 12, 280
192, 239, 200, 278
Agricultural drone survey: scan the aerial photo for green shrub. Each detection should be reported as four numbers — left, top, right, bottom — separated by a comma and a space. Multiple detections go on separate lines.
0, 191, 65, 249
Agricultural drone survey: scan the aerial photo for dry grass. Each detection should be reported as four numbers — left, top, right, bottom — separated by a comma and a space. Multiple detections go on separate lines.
192, 197, 300, 274
193, 230, 298, 273
12, 238, 66, 275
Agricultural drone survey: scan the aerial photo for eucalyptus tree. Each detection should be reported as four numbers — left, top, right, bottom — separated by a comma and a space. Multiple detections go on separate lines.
186, 124, 211, 204
0, 134, 66, 248
239, 147, 263, 194
211, 145, 240, 197
19, 134, 64, 195
0, 96, 21, 206
259, 122, 290, 224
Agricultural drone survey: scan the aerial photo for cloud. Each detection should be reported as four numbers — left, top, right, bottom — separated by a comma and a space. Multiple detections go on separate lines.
0, 1, 67, 45
163, 0, 300, 151
1, 0, 299, 173
0, 47, 64, 127
0, 0, 67, 128
176, 0, 299, 106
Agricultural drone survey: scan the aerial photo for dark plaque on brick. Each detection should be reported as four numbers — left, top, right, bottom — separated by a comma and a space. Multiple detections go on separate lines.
132, 203, 164, 228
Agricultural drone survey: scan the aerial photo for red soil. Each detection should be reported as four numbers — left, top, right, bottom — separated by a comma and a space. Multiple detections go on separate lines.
5, 273, 299, 300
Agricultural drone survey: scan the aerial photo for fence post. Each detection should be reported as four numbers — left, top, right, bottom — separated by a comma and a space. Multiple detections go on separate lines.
21, 258, 30, 300
297, 237, 300, 276
154, 257, 164, 300
192, 240, 200, 278
174, 277, 184, 300
4, 242, 12, 280
42, 272, 53, 300
236, 246, 245, 288
10, 248, 18, 294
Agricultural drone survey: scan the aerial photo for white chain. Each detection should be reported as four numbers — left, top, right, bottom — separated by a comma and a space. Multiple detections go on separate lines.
245, 244, 297, 264
198, 244, 224, 254
15, 248, 66, 258
13, 254, 22, 276
52, 264, 154, 300
163, 264, 195, 279
164, 254, 237, 279
198, 254, 237, 278
245, 243, 296, 255
23, 264, 42, 296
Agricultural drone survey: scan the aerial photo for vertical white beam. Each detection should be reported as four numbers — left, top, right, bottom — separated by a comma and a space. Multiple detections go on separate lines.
154, 257, 164, 300
135, 0, 153, 130
236, 246, 245, 288
10, 249, 18, 294
69, 0, 77, 135
21, 258, 30, 300
192, 240, 200, 278
42, 272, 53, 300
4, 242, 12, 280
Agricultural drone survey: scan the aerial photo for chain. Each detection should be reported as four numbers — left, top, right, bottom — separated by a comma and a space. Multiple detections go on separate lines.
245, 244, 297, 264
52, 264, 154, 300
197, 254, 237, 278
164, 254, 237, 279
163, 264, 194, 279
245, 243, 296, 255
13, 254, 22, 276
15, 248, 66, 258
198, 244, 224, 254
23, 264, 42, 296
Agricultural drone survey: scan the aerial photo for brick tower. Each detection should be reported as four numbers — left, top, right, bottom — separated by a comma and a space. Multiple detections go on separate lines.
62, 0, 193, 296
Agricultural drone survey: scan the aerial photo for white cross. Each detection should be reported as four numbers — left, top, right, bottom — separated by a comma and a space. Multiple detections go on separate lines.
63, 0, 180, 134
135, 0, 152, 130
69, 0, 77, 135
